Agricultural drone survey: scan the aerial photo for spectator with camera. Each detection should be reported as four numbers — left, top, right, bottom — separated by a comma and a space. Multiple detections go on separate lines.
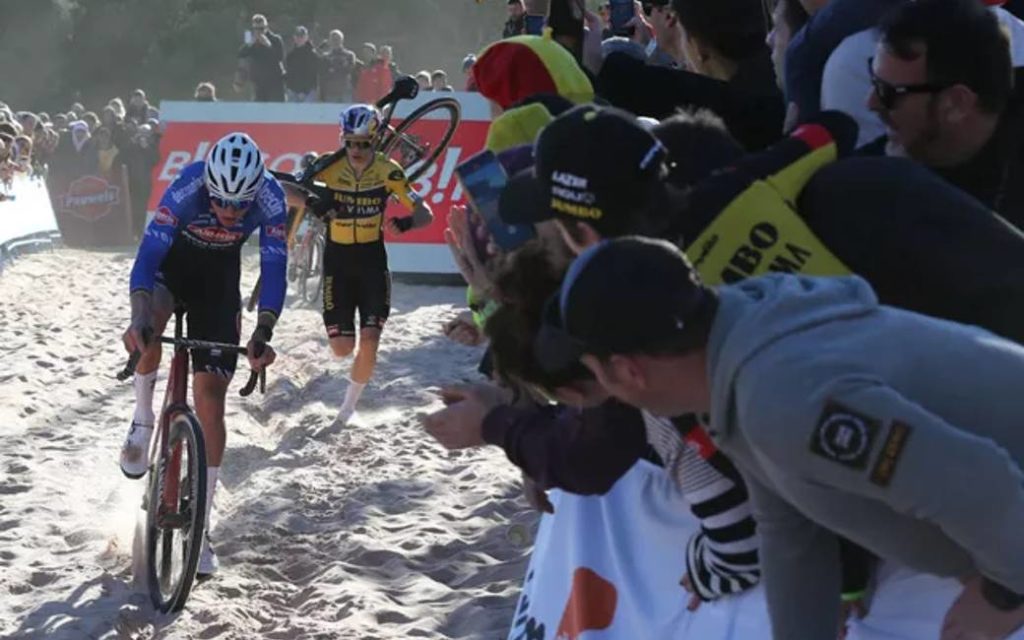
237, 13, 286, 102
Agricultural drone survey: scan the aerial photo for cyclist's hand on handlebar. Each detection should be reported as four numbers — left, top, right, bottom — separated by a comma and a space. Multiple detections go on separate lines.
123, 321, 153, 354
246, 339, 276, 372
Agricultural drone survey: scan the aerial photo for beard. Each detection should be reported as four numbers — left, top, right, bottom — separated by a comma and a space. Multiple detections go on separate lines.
888, 98, 944, 164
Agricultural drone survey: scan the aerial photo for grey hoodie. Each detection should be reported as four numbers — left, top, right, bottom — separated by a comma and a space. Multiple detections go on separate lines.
704, 274, 1024, 639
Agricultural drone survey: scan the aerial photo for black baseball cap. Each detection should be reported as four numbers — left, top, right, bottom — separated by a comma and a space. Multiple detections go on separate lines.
503, 104, 667, 236
535, 237, 716, 370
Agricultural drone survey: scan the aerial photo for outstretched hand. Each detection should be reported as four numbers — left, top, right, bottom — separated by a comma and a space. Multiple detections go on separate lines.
443, 312, 485, 347
445, 205, 493, 296
423, 383, 511, 450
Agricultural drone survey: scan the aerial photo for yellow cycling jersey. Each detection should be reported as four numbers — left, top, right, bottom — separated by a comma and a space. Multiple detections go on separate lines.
684, 124, 851, 286
313, 153, 418, 246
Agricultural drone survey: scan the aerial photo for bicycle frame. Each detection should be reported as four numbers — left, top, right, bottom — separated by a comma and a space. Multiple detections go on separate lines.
155, 308, 191, 530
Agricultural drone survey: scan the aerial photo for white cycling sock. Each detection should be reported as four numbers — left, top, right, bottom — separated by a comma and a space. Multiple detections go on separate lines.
205, 466, 219, 533
132, 370, 157, 426
340, 381, 367, 414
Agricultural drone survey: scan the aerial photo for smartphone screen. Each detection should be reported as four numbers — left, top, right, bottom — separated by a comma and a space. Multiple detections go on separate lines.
244, 29, 254, 45
455, 151, 536, 253
609, 0, 634, 33
524, 14, 546, 35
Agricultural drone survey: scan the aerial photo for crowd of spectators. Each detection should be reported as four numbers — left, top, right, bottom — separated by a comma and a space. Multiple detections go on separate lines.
234, 13, 481, 104
0, 92, 161, 235
421, 0, 1024, 638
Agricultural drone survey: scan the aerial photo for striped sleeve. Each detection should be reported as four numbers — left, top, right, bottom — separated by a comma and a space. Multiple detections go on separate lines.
643, 413, 761, 601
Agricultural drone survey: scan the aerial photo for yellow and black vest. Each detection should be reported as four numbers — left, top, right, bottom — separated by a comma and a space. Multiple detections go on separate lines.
683, 123, 851, 285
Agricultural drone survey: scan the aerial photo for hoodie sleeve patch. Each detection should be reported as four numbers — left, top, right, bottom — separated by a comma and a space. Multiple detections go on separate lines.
809, 401, 881, 470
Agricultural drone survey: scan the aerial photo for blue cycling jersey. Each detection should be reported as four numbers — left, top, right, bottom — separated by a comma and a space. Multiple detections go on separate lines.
129, 161, 288, 318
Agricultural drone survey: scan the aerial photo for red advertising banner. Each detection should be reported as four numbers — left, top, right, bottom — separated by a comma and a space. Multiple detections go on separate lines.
150, 97, 492, 273
49, 166, 135, 248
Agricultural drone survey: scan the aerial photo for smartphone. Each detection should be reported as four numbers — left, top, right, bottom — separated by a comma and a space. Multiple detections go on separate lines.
609, 0, 635, 34
244, 29, 254, 45
455, 150, 536, 253
524, 14, 546, 35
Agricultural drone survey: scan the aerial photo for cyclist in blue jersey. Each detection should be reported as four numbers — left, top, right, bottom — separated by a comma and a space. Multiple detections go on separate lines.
120, 133, 286, 577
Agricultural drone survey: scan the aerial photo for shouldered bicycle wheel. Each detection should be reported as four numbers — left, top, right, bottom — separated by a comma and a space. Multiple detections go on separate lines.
381, 97, 462, 183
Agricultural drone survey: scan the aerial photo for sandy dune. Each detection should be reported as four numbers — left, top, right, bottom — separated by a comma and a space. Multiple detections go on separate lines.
0, 249, 534, 640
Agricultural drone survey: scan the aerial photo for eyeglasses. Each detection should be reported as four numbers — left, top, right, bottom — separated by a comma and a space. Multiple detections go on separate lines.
868, 57, 948, 111
345, 140, 374, 150
211, 195, 253, 210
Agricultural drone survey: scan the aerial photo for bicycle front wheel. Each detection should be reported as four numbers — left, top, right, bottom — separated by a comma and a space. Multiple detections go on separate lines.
146, 411, 207, 614
380, 98, 461, 183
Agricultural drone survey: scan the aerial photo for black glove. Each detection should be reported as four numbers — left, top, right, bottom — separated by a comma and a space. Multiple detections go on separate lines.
392, 216, 414, 233
306, 194, 335, 221
249, 324, 273, 358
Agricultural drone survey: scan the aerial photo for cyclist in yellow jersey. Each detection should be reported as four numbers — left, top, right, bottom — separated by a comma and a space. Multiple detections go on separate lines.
304, 104, 433, 424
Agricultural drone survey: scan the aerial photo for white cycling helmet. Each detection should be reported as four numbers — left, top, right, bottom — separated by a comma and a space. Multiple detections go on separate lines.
339, 104, 381, 137
205, 132, 266, 203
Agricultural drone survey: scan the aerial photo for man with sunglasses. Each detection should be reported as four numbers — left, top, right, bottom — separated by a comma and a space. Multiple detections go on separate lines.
863, 0, 1023, 226
308, 104, 433, 426
122, 132, 286, 577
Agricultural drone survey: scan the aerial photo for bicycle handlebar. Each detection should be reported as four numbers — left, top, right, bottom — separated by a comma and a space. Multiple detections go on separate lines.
116, 337, 267, 397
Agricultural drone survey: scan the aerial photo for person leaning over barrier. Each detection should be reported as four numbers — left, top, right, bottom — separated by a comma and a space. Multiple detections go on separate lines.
547, 236, 1024, 640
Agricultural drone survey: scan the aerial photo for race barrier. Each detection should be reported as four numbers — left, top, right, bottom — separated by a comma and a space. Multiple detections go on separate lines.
510, 459, 1024, 640
152, 93, 493, 274
47, 164, 136, 248
508, 460, 772, 640
0, 174, 61, 269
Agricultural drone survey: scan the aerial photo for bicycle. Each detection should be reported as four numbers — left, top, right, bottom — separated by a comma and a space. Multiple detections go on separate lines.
117, 308, 266, 613
288, 211, 326, 307
246, 75, 462, 312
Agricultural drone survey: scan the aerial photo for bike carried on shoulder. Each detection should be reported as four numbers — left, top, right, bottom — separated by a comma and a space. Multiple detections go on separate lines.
248, 75, 461, 312
117, 308, 266, 613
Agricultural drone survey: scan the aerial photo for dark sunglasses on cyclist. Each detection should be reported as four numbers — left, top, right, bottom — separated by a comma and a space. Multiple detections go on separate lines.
211, 195, 253, 210
346, 140, 374, 150
868, 57, 948, 111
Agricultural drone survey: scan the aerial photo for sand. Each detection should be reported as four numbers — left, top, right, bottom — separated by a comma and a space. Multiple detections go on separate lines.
0, 248, 534, 640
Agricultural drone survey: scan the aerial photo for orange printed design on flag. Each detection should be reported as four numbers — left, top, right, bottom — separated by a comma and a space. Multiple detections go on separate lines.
555, 568, 617, 640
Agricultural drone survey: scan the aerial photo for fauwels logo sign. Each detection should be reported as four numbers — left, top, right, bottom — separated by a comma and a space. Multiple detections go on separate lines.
59, 176, 121, 221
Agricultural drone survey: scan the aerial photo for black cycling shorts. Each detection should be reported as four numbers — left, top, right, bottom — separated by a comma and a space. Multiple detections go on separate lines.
322, 268, 392, 337
156, 245, 242, 377
322, 247, 391, 338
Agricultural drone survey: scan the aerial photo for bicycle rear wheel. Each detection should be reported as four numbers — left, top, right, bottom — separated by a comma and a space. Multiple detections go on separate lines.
301, 225, 325, 307
146, 411, 207, 613
380, 98, 461, 183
